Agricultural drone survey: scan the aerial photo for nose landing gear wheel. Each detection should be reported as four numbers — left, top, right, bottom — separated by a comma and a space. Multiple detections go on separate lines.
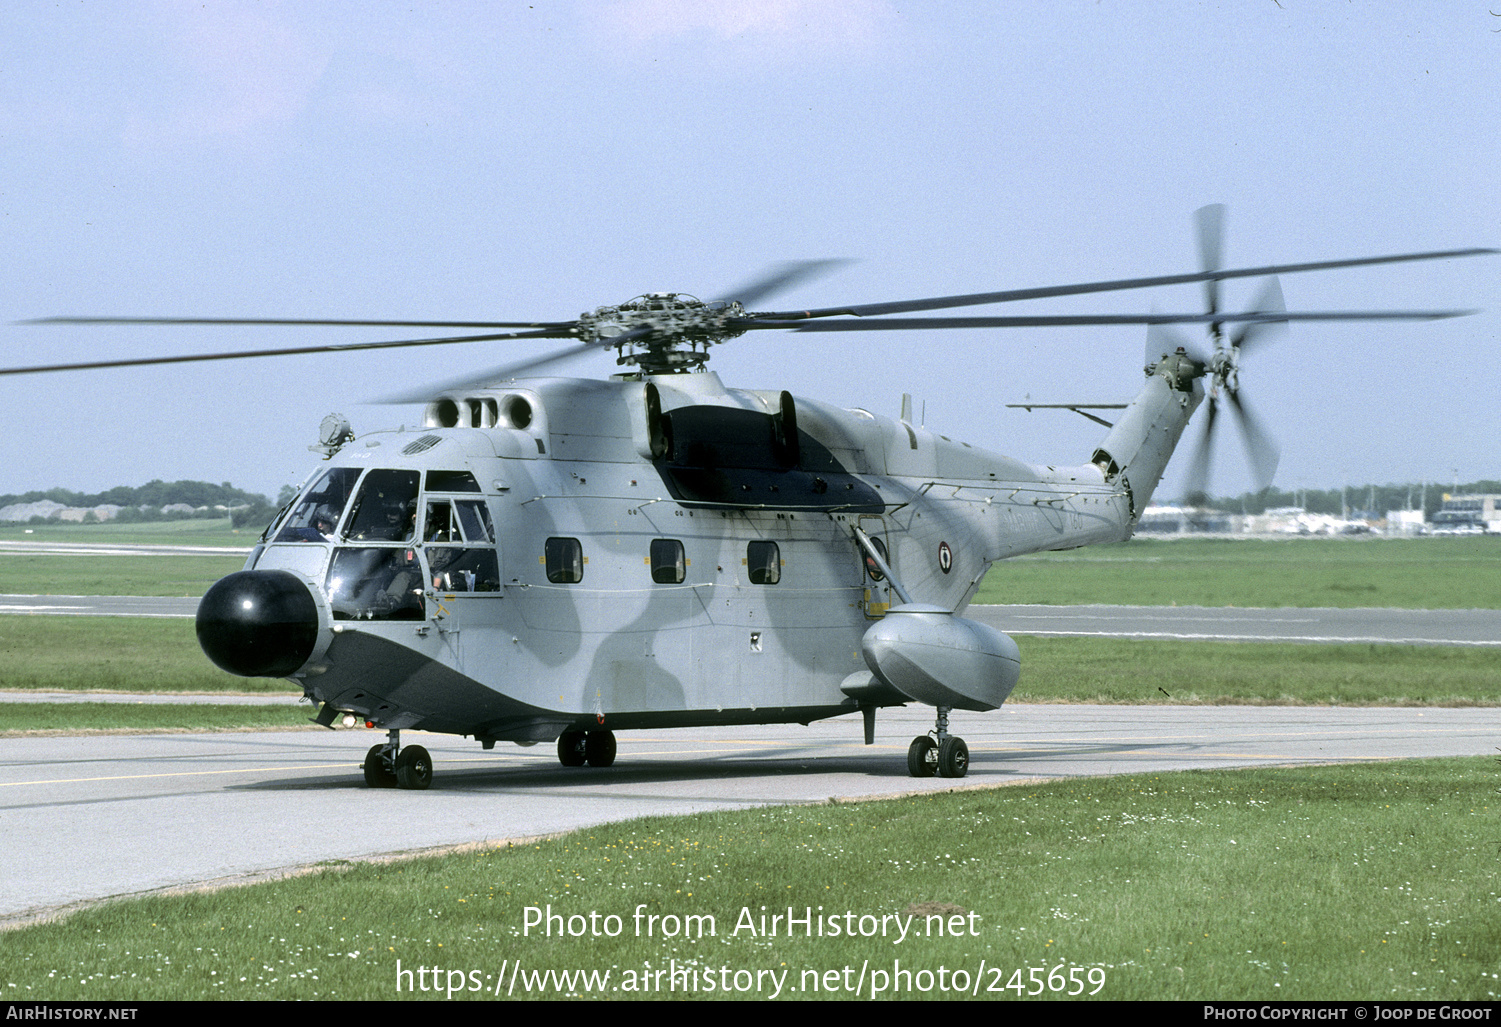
907, 735, 937, 777
936, 737, 969, 778
558, 730, 588, 767
395, 744, 433, 790
585, 730, 616, 767
363, 744, 397, 788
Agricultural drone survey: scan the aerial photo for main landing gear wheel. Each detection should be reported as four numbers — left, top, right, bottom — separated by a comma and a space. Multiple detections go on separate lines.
363, 744, 397, 788
937, 737, 969, 779
585, 730, 616, 767
395, 744, 432, 790
907, 736, 937, 777
558, 730, 588, 767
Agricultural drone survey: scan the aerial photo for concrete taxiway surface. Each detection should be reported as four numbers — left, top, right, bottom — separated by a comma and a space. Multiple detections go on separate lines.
3, 703, 1497, 924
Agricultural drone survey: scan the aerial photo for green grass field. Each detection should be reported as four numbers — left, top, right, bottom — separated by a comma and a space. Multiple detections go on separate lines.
0, 553, 249, 597
0, 701, 311, 733
0, 616, 292, 694
0, 517, 255, 546
975, 536, 1501, 609
7, 758, 1496, 1001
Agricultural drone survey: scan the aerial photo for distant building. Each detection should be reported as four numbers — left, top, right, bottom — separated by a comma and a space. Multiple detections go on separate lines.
1431, 495, 1501, 534
1137, 504, 1236, 533
1244, 506, 1372, 535
1385, 509, 1425, 536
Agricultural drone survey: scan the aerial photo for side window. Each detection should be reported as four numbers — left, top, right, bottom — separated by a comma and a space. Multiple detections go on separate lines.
454, 500, 494, 543
747, 540, 781, 585
423, 501, 456, 542
863, 536, 888, 582
650, 538, 686, 584
545, 537, 584, 584
428, 547, 501, 593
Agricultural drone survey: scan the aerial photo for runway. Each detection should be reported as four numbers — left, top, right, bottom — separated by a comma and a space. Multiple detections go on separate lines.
4, 594, 1499, 645
3, 703, 1497, 924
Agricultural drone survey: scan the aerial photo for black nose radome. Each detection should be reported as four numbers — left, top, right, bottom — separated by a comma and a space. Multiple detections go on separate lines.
197, 570, 319, 678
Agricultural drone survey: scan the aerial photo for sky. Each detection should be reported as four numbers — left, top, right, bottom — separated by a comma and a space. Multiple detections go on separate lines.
2, 1, 1497, 503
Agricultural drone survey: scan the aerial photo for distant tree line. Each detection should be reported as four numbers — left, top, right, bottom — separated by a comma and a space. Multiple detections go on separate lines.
0, 480, 270, 511
0, 480, 285, 529
1209, 479, 1501, 519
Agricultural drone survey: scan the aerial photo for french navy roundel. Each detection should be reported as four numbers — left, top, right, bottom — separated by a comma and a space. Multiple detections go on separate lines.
938, 541, 953, 573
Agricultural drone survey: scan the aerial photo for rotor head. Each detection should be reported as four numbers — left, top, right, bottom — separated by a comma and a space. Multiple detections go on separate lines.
576, 293, 747, 374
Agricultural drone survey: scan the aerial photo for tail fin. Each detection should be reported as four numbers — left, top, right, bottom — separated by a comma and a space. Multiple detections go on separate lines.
1090, 353, 1204, 520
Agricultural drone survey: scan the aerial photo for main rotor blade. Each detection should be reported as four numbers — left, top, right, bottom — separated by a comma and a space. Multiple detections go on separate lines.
754, 247, 1494, 320
21, 316, 576, 330
371, 325, 658, 403
0, 327, 575, 378
371, 341, 606, 404
1228, 277, 1287, 353
756, 309, 1475, 332
1224, 387, 1281, 491
711, 259, 853, 308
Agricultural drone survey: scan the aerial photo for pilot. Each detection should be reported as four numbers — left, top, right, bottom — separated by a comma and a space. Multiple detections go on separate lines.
371, 548, 424, 617
290, 506, 337, 542
374, 497, 416, 542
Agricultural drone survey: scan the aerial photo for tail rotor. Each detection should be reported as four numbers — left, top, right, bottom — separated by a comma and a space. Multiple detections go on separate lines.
1151, 206, 1286, 504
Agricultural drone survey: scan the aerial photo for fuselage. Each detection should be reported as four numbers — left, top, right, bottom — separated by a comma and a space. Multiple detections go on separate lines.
204, 366, 1195, 745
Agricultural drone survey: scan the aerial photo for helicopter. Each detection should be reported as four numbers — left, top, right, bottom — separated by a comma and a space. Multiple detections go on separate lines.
8, 207, 1491, 788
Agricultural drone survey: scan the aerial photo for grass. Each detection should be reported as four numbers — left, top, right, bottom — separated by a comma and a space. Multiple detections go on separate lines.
1014, 636, 1501, 706
976, 536, 1501, 609
0, 616, 291, 693
0, 701, 312, 734
0, 517, 255, 546
0, 554, 248, 597
6, 757, 1497, 1000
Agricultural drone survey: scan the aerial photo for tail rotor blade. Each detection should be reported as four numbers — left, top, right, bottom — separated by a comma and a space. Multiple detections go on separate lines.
1195, 204, 1226, 319
1230, 276, 1287, 354
1183, 396, 1219, 505
1145, 322, 1204, 367
1225, 387, 1281, 491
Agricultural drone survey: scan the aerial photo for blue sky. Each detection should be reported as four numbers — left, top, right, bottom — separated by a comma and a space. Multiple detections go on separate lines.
3, 1, 1496, 501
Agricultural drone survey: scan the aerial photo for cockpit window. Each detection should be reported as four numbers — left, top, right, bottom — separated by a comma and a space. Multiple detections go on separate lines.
326, 547, 425, 620
274, 467, 362, 543
343, 470, 421, 542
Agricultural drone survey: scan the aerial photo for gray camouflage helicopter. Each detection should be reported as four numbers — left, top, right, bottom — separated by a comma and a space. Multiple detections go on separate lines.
11, 207, 1491, 787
